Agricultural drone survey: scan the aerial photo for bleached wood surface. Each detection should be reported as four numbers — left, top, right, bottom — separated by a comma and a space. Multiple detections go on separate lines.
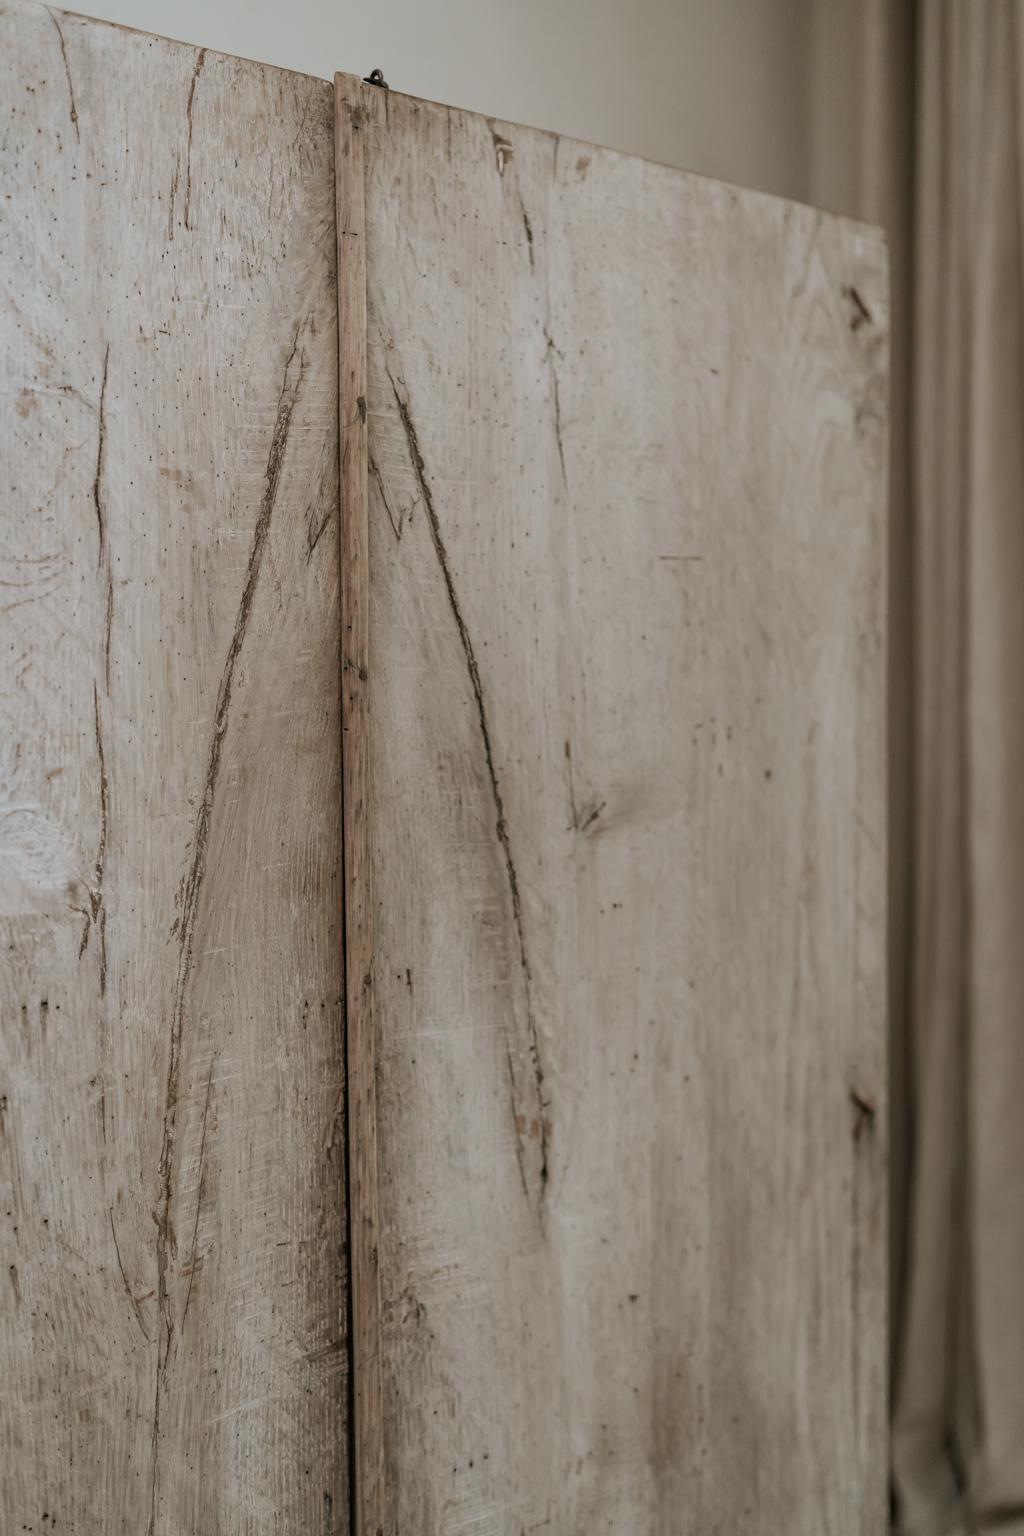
0, 5, 346, 1529
336, 82, 383, 1536
339, 75, 888, 1535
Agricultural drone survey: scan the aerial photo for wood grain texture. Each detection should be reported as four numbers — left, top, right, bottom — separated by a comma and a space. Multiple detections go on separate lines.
336, 80, 384, 1536
0, 5, 347, 1530
339, 76, 888, 1535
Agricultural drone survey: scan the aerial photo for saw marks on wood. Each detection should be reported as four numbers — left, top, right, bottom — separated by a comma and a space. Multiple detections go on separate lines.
0, 4, 346, 1529
338, 76, 888, 1536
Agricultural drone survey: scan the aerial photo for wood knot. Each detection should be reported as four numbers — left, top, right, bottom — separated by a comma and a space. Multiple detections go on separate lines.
849, 1088, 876, 1141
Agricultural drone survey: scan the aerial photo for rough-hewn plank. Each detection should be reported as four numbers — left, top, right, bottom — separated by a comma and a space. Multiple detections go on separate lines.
0, 5, 346, 1529
338, 74, 888, 1535
336, 82, 383, 1536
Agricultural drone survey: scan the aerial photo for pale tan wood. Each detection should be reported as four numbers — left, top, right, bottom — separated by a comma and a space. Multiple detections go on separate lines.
341, 78, 888, 1534
0, 4, 347, 1529
336, 76, 385, 1536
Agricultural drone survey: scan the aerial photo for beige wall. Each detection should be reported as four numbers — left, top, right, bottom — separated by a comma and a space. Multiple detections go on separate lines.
71, 0, 862, 212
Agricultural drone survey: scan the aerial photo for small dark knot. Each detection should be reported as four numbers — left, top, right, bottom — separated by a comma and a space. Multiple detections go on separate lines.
363, 68, 389, 89
849, 1088, 877, 1141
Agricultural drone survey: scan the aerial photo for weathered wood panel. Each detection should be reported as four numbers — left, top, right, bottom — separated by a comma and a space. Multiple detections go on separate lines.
0, 5, 346, 1529
336, 87, 384, 1536
338, 76, 888, 1535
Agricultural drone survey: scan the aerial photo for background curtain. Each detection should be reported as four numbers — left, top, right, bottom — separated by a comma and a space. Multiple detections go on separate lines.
853, 1, 1024, 1530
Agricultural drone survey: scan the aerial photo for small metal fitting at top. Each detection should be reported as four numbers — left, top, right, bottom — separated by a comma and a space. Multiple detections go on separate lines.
363, 68, 389, 89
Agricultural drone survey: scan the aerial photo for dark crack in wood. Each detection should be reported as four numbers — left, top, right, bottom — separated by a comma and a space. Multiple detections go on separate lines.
519, 195, 535, 273
104, 570, 114, 691
370, 452, 404, 541
180, 1061, 214, 1333
166, 158, 179, 242
93, 345, 109, 566
146, 1379, 161, 1536
183, 50, 206, 233
543, 328, 568, 491
110, 1208, 151, 1343
306, 506, 332, 562
843, 285, 872, 331
47, 9, 79, 142
91, 682, 108, 997
849, 1087, 876, 1142
565, 738, 578, 828
504, 1038, 530, 1201
306, 473, 335, 563
386, 366, 550, 1206
565, 740, 604, 834
148, 324, 306, 1528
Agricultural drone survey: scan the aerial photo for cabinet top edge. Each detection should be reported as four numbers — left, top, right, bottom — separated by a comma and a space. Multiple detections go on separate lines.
9, 0, 333, 95
333, 70, 888, 252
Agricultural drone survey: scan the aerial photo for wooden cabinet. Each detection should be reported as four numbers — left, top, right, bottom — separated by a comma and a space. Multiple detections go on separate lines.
1, 6, 887, 1531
